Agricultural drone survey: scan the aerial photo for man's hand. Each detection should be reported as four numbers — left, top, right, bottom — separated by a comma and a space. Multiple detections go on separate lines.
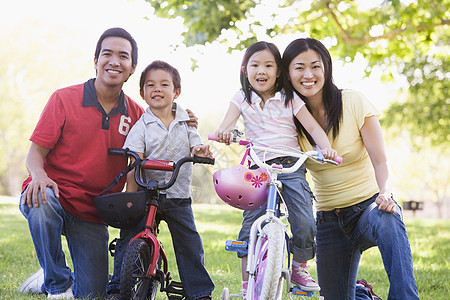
186, 109, 198, 129
22, 176, 59, 208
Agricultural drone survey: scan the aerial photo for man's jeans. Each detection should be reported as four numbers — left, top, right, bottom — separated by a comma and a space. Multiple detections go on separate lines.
315, 194, 420, 300
20, 187, 109, 298
107, 195, 214, 300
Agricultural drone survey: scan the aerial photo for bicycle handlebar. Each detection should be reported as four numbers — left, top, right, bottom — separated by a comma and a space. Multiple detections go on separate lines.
208, 133, 342, 166
108, 148, 215, 191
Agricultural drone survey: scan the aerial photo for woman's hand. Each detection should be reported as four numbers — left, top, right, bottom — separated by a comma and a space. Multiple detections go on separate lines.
375, 193, 396, 213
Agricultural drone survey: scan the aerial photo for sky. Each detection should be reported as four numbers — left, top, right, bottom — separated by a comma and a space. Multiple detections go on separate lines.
1, 0, 404, 119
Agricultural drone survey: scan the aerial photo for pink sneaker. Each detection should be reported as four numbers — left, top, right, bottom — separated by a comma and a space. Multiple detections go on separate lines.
291, 262, 320, 292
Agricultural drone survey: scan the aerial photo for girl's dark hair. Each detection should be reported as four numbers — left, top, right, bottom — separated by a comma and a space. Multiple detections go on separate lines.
139, 60, 181, 93
282, 38, 342, 141
240, 41, 287, 105
95, 27, 138, 67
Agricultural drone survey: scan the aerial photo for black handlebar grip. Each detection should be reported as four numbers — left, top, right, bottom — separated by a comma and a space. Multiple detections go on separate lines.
108, 148, 127, 156
193, 155, 215, 165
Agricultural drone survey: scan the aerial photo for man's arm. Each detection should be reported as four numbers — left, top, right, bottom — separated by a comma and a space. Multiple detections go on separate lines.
22, 142, 59, 207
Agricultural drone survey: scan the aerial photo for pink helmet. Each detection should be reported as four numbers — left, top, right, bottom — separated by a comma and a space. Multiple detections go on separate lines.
213, 164, 269, 210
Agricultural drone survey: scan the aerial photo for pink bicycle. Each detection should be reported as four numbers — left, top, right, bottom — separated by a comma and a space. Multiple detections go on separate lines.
209, 131, 341, 300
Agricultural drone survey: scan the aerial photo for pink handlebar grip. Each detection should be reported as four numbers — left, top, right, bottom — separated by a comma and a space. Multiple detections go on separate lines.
208, 133, 219, 141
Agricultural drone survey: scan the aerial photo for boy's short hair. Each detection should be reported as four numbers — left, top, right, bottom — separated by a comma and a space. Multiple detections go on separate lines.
95, 27, 138, 67
139, 60, 181, 93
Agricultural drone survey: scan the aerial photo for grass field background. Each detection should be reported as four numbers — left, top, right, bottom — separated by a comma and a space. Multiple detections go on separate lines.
0, 197, 448, 299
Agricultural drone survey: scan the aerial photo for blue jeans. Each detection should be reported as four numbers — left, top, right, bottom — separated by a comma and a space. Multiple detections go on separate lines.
107, 195, 214, 300
19, 187, 109, 298
237, 162, 316, 262
315, 194, 420, 300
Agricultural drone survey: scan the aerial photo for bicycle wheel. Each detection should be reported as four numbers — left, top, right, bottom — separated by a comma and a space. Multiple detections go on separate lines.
251, 222, 284, 300
120, 238, 160, 300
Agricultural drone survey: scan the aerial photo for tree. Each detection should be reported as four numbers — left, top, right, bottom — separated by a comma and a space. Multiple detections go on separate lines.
145, 0, 449, 148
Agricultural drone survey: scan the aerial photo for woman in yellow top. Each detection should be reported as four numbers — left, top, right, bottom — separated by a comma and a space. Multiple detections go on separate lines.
282, 37, 420, 300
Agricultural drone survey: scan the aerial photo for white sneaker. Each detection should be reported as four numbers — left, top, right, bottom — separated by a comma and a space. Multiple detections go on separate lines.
18, 268, 44, 294
47, 285, 74, 299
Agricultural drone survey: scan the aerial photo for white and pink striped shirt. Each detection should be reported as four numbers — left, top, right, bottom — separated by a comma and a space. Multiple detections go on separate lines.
230, 89, 305, 160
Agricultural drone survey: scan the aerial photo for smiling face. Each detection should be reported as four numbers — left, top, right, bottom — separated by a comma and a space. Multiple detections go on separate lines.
288, 49, 325, 102
94, 36, 135, 89
244, 49, 279, 101
140, 68, 180, 111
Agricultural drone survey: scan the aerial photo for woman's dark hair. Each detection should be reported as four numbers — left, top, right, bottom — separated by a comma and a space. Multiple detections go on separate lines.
95, 27, 138, 67
240, 41, 286, 105
282, 38, 342, 141
139, 60, 181, 93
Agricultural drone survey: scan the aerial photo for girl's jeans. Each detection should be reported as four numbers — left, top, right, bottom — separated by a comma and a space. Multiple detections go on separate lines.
19, 187, 109, 298
107, 195, 214, 300
316, 194, 420, 300
237, 161, 316, 262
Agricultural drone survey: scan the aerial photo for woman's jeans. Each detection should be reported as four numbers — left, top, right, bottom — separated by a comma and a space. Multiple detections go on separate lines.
19, 187, 109, 298
316, 194, 420, 300
237, 162, 316, 262
107, 195, 214, 300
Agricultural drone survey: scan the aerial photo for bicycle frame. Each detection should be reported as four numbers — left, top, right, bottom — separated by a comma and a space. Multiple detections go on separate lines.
209, 135, 340, 300
107, 148, 215, 299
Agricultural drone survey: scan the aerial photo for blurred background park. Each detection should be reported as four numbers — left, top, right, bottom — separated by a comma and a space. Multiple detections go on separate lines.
1, 0, 448, 218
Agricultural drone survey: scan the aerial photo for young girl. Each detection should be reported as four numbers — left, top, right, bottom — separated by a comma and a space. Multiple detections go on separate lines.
215, 41, 337, 293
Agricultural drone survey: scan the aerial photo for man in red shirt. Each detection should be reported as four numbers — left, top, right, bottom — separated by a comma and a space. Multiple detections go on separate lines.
18, 27, 144, 299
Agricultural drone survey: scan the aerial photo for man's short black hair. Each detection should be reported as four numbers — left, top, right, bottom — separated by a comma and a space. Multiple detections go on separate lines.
94, 27, 138, 67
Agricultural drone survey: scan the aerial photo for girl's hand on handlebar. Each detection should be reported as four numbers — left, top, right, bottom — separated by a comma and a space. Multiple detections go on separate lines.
192, 144, 214, 159
321, 147, 338, 161
214, 130, 232, 145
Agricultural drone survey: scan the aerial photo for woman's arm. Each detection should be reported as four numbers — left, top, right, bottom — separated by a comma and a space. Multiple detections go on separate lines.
295, 106, 337, 160
360, 116, 395, 213
215, 103, 241, 144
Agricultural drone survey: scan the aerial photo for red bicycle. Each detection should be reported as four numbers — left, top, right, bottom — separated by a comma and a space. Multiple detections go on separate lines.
95, 148, 215, 299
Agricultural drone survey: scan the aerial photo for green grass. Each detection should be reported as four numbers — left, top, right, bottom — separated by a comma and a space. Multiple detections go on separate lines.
0, 198, 448, 299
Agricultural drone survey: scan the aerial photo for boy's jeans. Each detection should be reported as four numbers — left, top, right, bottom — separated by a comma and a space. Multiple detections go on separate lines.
315, 194, 420, 300
20, 187, 109, 298
107, 195, 214, 300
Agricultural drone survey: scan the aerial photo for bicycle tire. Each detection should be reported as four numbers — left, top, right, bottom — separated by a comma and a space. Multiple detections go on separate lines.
251, 221, 284, 300
120, 238, 160, 300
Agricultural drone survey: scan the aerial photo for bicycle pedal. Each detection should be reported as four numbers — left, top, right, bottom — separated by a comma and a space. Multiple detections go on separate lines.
291, 286, 315, 297
225, 240, 247, 253
165, 280, 184, 295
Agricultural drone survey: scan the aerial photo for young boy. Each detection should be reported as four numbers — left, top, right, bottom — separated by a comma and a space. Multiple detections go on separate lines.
106, 60, 214, 300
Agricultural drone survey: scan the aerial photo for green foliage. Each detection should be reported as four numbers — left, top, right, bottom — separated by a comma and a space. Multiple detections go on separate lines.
1, 200, 449, 299
143, 0, 450, 149
147, 0, 257, 46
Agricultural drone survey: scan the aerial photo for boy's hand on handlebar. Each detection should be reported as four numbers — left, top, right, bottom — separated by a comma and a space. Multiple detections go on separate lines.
22, 176, 59, 208
192, 144, 214, 159
321, 148, 338, 161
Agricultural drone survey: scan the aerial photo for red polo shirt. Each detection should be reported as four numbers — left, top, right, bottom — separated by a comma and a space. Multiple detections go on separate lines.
22, 79, 144, 223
